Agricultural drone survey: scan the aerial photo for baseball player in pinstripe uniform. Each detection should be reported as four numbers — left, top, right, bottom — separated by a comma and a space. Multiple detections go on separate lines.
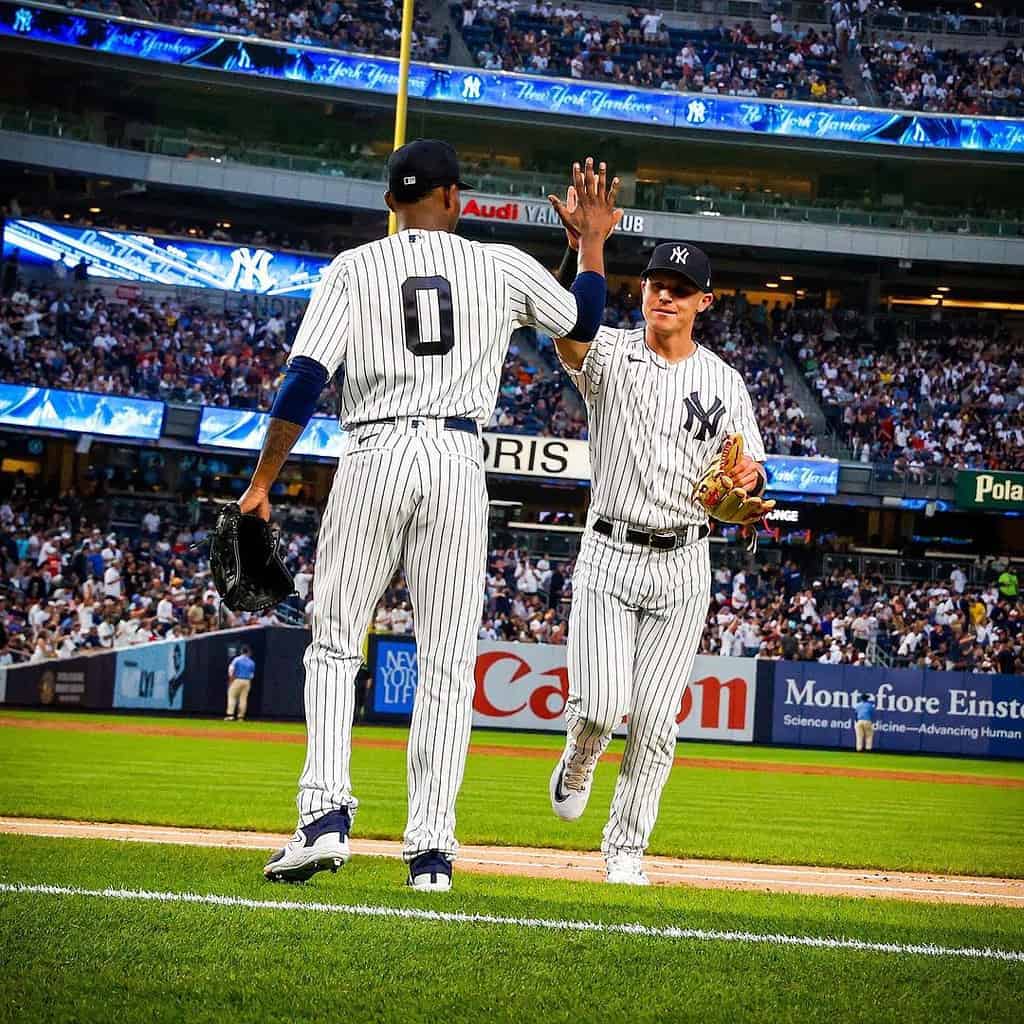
545, 199, 770, 883
239, 141, 620, 891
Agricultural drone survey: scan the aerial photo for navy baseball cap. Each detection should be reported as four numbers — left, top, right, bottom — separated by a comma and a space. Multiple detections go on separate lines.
387, 139, 474, 202
641, 242, 713, 293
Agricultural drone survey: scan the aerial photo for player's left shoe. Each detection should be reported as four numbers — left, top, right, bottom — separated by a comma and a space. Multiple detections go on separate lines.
605, 851, 650, 886
406, 850, 453, 893
264, 808, 351, 883
549, 750, 595, 821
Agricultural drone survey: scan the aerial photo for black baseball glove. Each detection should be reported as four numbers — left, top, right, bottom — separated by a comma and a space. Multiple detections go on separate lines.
208, 502, 295, 613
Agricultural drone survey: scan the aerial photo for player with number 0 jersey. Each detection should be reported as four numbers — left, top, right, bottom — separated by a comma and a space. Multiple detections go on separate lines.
239, 141, 620, 892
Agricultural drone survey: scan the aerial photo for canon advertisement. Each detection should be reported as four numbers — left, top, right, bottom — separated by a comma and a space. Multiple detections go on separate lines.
773, 662, 1024, 757
373, 638, 756, 743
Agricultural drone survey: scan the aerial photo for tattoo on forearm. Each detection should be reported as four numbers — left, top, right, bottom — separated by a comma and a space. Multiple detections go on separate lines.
253, 418, 303, 487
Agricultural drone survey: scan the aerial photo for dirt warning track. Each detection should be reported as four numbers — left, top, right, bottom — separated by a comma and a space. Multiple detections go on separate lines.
1, 715, 1021, 789
2, 817, 1022, 907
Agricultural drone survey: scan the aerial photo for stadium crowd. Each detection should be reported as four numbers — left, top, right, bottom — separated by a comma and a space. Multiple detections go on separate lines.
0, 475, 1020, 674
0, 487, 316, 666
458, 3, 853, 103
0, 267, 799, 445
861, 35, 1024, 116
700, 558, 1023, 675
779, 306, 1024, 473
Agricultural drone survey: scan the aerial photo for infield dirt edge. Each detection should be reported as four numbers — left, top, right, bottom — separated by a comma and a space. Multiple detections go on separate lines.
2, 817, 1023, 907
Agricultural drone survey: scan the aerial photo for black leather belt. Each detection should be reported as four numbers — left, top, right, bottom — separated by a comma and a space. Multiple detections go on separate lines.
593, 518, 710, 550
348, 416, 478, 435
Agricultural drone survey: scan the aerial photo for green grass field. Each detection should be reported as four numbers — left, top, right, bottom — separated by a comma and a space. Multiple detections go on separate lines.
2, 836, 1023, 1024
1, 711, 1022, 1024
1, 712, 1022, 875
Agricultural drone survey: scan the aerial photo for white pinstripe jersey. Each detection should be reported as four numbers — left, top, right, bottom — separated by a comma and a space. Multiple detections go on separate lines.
288, 229, 578, 426
562, 326, 767, 529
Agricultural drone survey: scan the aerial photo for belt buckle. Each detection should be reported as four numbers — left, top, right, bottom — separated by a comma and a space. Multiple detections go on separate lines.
652, 530, 678, 550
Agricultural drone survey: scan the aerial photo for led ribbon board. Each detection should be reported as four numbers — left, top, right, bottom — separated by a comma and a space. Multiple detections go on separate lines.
2, 1, 1023, 152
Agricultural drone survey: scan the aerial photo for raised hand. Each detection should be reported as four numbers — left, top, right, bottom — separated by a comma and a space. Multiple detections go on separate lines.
548, 158, 622, 252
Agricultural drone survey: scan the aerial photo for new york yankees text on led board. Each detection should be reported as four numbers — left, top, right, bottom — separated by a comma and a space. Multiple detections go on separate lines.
3, 1, 1023, 153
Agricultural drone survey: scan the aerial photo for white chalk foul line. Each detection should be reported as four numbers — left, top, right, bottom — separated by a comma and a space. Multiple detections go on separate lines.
1, 882, 1021, 962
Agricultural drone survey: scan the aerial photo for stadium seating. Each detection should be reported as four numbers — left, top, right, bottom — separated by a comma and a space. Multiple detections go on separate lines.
453, 3, 851, 103
862, 37, 1024, 116
778, 306, 1024, 475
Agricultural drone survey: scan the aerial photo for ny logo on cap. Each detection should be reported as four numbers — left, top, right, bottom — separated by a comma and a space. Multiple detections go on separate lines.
403, 175, 417, 185
670, 246, 689, 265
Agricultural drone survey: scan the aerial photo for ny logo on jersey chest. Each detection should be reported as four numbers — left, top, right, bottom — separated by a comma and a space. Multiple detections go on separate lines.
682, 392, 726, 441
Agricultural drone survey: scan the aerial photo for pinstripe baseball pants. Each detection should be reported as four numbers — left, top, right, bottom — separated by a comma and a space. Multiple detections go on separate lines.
297, 420, 488, 860
566, 527, 711, 857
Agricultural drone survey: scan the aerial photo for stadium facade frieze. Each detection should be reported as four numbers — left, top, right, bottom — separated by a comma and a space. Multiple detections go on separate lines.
5, 149, 1024, 269
2, 0, 1024, 156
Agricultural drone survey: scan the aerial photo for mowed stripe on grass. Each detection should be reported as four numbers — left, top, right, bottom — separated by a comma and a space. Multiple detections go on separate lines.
3, 882, 1022, 962
0, 714, 1019, 789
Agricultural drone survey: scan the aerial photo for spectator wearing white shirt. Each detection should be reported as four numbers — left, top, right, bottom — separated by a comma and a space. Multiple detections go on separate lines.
156, 592, 176, 625
951, 567, 967, 594
103, 562, 122, 599
640, 9, 662, 42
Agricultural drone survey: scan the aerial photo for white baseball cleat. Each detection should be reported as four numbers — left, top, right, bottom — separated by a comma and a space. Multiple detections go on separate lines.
264, 809, 351, 883
549, 751, 595, 821
605, 851, 650, 886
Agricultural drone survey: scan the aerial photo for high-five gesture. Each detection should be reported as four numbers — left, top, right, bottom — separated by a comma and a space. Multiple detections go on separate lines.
548, 158, 622, 255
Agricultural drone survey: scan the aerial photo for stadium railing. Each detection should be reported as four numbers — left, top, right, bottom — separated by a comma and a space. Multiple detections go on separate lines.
821, 553, 991, 587
4, 106, 1023, 240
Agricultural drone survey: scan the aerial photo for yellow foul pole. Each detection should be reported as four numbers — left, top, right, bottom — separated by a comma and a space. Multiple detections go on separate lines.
388, 0, 416, 236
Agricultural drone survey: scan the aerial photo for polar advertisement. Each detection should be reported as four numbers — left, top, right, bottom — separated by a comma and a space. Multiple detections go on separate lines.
2, 218, 330, 298
3, 1, 1024, 154
372, 638, 757, 744
773, 661, 1024, 757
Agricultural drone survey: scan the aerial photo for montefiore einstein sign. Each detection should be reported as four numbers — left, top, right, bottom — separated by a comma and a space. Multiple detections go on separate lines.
955, 470, 1024, 512
772, 662, 1024, 757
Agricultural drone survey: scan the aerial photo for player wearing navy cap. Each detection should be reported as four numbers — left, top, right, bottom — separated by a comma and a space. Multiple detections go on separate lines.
546, 193, 768, 885
242, 143, 619, 892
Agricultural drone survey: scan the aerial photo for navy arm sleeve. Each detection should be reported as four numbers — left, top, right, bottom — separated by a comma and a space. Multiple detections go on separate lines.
269, 356, 329, 428
566, 271, 606, 343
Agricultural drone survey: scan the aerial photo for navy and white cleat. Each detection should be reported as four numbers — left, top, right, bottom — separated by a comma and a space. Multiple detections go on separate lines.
264, 809, 352, 883
406, 850, 453, 893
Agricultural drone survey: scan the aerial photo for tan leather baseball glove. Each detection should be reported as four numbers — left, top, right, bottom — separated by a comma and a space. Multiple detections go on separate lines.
694, 433, 776, 526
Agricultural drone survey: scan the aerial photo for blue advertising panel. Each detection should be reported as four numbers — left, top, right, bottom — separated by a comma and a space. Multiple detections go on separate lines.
0, 382, 164, 440
3, 1, 1024, 154
2, 219, 331, 297
772, 661, 1024, 757
371, 635, 418, 716
113, 640, 188, 710
197, 407, 346, 459
764, 456, 839, 496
